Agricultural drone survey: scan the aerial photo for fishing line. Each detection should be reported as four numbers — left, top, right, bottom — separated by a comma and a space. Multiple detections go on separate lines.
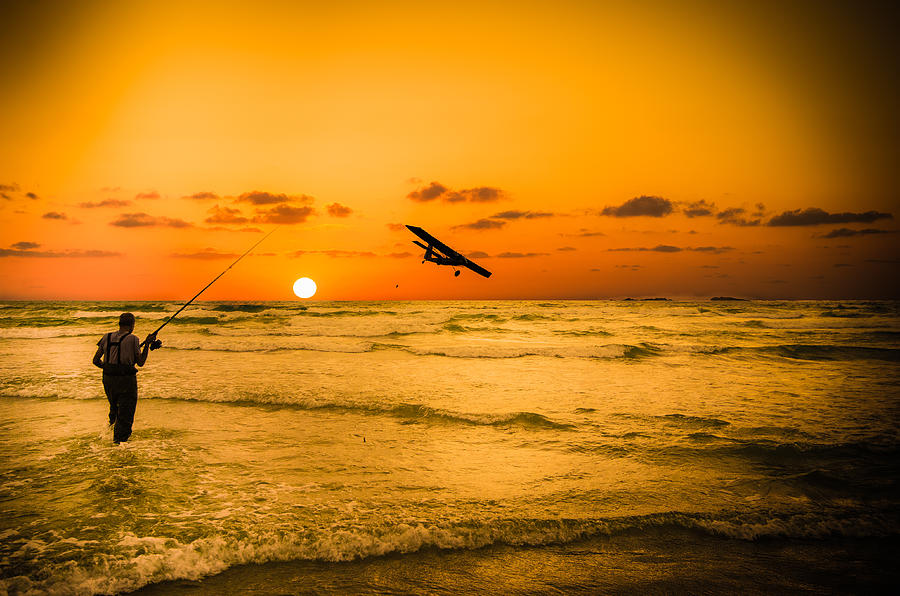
140, 227, 279, 347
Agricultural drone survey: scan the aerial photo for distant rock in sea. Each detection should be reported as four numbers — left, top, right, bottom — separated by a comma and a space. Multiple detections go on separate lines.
710, 296, 746, 301
623, 297, 670, 301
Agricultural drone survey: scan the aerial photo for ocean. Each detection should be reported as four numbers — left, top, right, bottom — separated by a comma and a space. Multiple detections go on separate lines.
0, 300, 898, 594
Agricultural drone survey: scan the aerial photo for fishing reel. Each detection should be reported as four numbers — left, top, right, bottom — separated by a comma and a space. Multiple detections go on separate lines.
149, 338, 163, 350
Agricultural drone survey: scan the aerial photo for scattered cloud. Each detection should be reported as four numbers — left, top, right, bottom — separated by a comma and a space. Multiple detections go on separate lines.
557, 246, 577, 251
290, 249, 377, 258
110, 212, 192, 228
252, 204, 315, 224
386, 223, 405, 231
99, 186, 121, 192
326, 202, 353, 217
42, 211, 68, 220
204, 225, 264, 233
25, 192, 38, 200
407, 182, 448, 202
386, 252, 413, 258
0, 183, 20, 192
0, 245, 120, 258
442, 191, 466, 203
205, 205, 249, 225
407, 182, 505, 203
135, 191, 160, 200
458, 187, 504, 202
79, 199, 133, 208
717, 207, 760, 226
610, 244, 681, 253
237, 191, 312, 205
407, 177, 423, 184
767, 207, 892, 226
467, 251, 491, 259
452, 218, 506, 231
170, 248, 240, 259
184, 191, 219, 200
601, 195, 673, 217
496, 252, 549, 258
820, 228, 895, 238
691, 246, 735, 253
609, 245, 733, 253
490, 210, 554, 220
683, 199, 716, 218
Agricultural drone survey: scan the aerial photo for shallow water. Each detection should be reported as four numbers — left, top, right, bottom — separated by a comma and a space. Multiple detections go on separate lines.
1, 300, 899, 594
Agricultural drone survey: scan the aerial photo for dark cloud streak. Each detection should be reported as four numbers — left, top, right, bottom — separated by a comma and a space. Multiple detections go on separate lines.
601, 195, 673, 217
768, 207, 892, 226
205, 205, 248, 225
407, 182, 505, 203
326, 203, 353, 217
683, 199, 716, 218
716, 207, 760, 226
170, 248, 240, 259
0, 248, 120, 258
79, 199, 132, 208
237, 191, 309, 205
252, 204, 315, 224
609, 245, 733, 254
821, 227, 895, 238
452, 219, 506, 231
490, 210, 554, 220
110, 212, 192, 228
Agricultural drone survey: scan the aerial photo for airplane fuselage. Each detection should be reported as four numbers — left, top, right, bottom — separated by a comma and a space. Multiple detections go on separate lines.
423, 252, 466, 267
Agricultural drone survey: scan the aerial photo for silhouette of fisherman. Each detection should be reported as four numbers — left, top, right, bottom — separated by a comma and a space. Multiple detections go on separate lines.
92, 313, 157, 443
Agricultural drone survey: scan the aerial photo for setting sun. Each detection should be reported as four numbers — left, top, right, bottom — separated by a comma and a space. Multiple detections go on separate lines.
292, 277, 317, 299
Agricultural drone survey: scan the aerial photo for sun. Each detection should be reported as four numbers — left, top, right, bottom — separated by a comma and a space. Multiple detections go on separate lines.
292, 277, 317, 299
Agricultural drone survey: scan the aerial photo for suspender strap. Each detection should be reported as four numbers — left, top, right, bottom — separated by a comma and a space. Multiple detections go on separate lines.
105, 332, 132, 365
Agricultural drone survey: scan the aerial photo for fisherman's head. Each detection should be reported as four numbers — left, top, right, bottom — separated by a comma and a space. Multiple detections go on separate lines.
119, 312, 135, 332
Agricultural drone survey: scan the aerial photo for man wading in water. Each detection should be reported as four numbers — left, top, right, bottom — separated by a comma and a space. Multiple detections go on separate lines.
92, 313, 157, 443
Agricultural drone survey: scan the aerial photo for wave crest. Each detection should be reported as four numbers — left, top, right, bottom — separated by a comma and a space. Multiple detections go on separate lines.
4, 509, 894, 595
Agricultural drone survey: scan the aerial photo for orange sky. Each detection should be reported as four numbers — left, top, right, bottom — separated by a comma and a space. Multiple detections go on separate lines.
1, 0, 897, 300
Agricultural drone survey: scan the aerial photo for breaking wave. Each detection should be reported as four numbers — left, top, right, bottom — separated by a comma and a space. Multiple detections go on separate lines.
2, 508, 895, 596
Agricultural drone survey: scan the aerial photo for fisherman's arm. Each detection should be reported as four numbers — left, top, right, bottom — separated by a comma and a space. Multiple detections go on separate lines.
135, 332, 156, 367
92, 347, 104, 369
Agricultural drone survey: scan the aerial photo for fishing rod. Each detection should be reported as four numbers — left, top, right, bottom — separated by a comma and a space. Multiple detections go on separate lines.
140, 227, 279, 348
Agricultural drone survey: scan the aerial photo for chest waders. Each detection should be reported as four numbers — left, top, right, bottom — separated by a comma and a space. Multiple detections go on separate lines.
103, 332, 137, 377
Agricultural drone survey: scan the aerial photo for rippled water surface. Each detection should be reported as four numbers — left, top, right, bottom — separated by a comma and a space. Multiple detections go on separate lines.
1, 300, 898, 594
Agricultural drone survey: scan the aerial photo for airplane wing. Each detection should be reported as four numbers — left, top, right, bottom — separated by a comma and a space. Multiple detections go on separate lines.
464, 259, 492, 278
406, 225, 461, 259
406, 225, 492, 278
